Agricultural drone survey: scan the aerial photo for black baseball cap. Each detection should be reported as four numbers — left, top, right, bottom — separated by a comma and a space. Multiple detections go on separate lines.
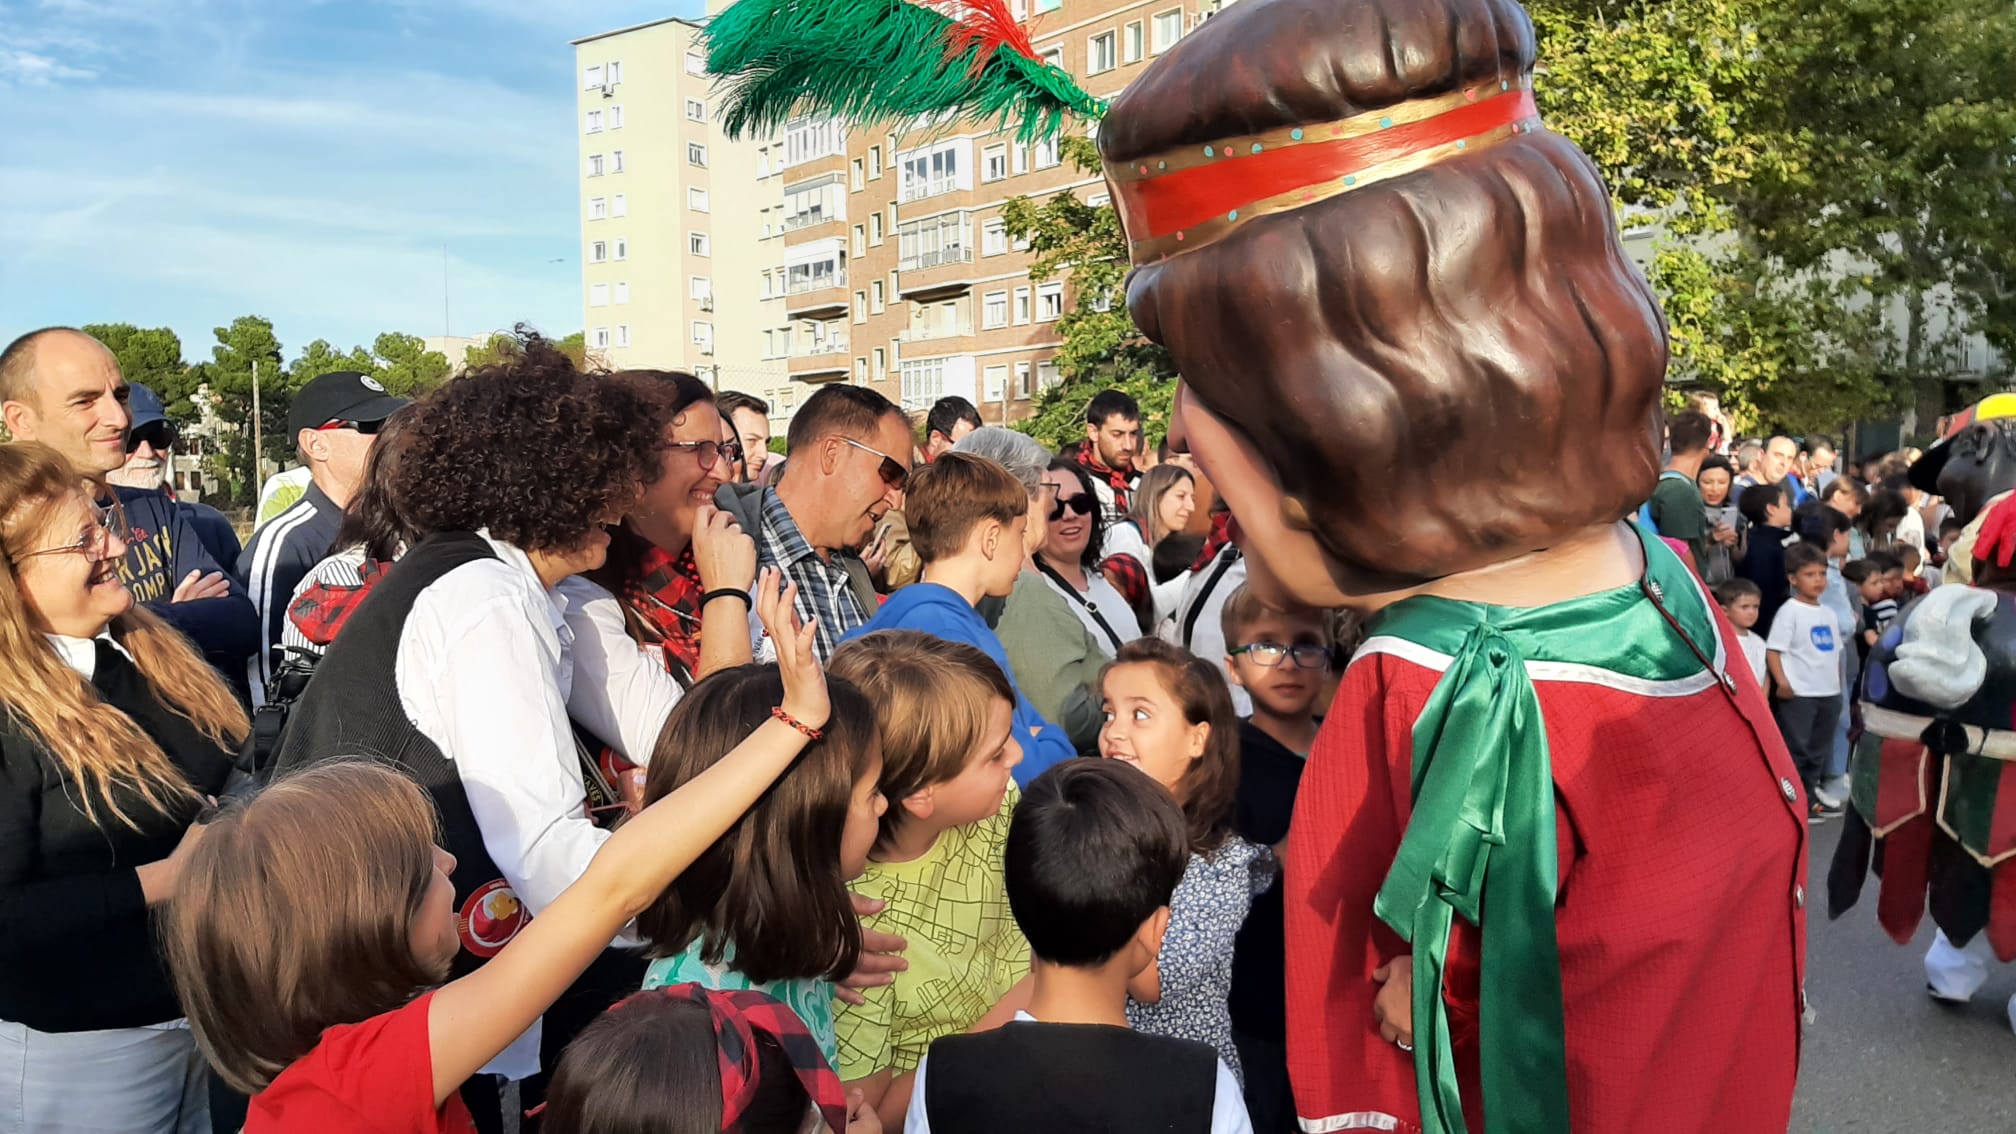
287, 371, 409, 438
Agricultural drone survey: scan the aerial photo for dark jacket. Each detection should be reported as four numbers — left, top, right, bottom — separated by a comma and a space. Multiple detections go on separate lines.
237, 483, 345, 705
180, 499, 242, 571
1739, 523, 1796, 632
0, 639, 236, 1032
113, 487, 260, 678
713, 481, 878, 615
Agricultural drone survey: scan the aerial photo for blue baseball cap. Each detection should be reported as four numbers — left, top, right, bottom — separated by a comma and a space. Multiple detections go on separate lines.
127, 383, 168, 431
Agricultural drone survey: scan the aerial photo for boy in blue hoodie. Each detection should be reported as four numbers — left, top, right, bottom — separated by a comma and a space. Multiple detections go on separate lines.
844, 452, 1076, 783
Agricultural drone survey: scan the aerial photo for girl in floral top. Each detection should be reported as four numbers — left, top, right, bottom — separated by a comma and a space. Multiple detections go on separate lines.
1099, 638, 1275, 1085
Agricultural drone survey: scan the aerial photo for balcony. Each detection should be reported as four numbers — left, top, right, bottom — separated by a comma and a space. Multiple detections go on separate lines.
898, 322, 973, 343
901, 179, 959, 204
898, 248, 976, 300
789, 337, 851, 380
784, 270, 848, 317
783, 207, 845, 234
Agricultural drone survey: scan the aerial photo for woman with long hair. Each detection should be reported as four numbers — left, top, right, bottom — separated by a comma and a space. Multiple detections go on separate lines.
0, 442, 249, 1133
1099, 463, 1198, 631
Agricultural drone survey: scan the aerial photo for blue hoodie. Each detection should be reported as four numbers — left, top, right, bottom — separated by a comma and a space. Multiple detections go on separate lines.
843, 582, 1076, 784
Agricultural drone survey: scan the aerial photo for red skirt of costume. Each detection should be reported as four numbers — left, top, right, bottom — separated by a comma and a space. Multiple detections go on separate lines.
1285, 609, 1807, 1133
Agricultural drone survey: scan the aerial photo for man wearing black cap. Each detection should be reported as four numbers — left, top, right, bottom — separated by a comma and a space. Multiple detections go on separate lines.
237, 370, 408, 705
109, 383, 242, 570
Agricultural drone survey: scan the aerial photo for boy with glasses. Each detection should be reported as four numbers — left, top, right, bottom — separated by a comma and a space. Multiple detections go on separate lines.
1219, 583, 1335, 1131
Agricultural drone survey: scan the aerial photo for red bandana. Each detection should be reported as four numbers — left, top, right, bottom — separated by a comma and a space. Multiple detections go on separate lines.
619, 543, 706, 680
644, 984, 847, 1132
1077, 446, 1137, 513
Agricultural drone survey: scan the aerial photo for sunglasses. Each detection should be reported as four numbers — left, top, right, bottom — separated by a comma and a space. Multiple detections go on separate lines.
663, 438, 744, 471
315, 418, 386, 435
1229, 641, 1332, 670
1047, 493, 1095, 522
841, 438, 909, 491
125, 423, 178, 453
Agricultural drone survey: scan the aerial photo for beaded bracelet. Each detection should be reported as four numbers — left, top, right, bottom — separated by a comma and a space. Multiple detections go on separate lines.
771, 706, 824, 741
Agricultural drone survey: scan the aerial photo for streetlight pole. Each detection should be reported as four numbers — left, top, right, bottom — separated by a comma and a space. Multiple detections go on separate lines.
249, 359, 262, 492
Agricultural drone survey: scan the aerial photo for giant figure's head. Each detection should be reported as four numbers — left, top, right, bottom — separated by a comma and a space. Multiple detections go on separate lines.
1098, 0, 1667, 606
1910, 394, 2016, 526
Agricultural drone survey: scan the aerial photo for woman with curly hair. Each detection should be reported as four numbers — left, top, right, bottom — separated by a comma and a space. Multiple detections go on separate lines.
264, 334, 666, 1126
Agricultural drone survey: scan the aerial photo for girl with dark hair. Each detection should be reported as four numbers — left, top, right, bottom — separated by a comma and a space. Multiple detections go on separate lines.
1034, 457, 1140, 657
636, 664, 884, 1070
1097, 638, 1270, 1087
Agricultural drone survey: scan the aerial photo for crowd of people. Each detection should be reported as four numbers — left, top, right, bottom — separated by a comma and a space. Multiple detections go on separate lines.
0, 324, 1344, 1134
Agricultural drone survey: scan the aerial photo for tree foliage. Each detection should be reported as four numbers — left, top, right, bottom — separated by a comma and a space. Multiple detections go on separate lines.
81, 324, 193, 416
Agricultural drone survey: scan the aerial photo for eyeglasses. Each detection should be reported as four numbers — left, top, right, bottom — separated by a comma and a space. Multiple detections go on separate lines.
840, 438, 909, 491
125, 423, 178, 453
316, 418, 386, 435
93, 497, 130, 543
663, 439, 744, 471
1047, 494, 1095, 522
17, 515, 120, 563
1229, 641, 1331, 669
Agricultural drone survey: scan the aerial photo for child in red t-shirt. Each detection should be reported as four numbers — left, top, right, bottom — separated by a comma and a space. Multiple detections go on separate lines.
165, 575, 830, 1133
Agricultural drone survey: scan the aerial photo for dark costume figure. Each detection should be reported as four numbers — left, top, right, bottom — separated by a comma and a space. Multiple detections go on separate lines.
1831, 399, 2016, 1012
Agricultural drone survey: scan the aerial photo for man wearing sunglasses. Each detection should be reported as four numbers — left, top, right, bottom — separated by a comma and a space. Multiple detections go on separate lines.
0, 327, 259, 686
713, 383, 912, 660
109, 383, 243, 572
237, 370, 408, 706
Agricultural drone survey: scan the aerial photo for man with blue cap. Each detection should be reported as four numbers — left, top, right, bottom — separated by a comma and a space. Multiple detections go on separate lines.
108, 383, 241, 570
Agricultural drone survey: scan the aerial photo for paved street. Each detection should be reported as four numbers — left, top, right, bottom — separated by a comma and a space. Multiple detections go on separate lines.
1794, 819, 2016, 1132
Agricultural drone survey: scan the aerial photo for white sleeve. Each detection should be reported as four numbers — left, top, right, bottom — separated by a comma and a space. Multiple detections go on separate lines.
1211, 1058, 1255, 1134
1765, 605, 1795, 652
903, 1056, 933, 1134
558, 577, 682, 766
397, 581, 609, 919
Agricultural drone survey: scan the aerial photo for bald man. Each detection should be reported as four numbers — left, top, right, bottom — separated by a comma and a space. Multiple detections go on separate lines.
1762, 435, 1815, 507
0, 327, 258, 683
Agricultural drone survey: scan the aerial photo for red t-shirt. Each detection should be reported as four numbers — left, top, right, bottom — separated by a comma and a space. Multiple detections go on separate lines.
249, 991, 477, 1134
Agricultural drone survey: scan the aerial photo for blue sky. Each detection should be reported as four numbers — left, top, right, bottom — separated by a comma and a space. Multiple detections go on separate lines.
0, 0, 702, 363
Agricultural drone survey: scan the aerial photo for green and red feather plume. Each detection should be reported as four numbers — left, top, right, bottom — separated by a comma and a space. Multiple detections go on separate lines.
702, 0, 1106, 144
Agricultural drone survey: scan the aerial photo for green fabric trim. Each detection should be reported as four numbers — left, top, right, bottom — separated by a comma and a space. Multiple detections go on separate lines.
1367, 530, 1717, 1134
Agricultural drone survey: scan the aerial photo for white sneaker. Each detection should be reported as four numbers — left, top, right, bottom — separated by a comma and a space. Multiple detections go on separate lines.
1811, 786, 1844, 810
1822, 774, 1852, 800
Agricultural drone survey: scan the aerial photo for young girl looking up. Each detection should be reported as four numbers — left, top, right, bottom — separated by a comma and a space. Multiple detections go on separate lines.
635, 661, 885, 1068
1099, 637, 1273, 1085
163, 574, 827, 1133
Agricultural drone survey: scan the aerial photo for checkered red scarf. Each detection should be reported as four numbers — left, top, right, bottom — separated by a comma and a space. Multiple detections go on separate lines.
640, 984, 847, 1132
1077, 446, 1136, 513
618, 543, 705, 680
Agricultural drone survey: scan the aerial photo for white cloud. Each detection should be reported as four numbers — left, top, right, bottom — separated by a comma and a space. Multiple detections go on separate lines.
0, 46, 98, 83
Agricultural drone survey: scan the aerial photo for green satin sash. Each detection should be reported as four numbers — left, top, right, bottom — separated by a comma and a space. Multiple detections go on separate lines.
1366, 529, 1715, 1134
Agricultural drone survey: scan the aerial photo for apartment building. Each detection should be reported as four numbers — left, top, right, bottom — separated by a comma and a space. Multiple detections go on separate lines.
770, 0, 1241, 424
572, 17, 791, 421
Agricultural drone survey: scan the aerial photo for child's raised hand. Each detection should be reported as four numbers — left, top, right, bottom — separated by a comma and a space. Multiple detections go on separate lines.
755, 568, 828, 730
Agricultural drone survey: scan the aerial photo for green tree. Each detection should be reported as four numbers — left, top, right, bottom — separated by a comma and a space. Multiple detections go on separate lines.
81, 324, 193, 418
190, 316, 286, 504
1000, 136, 1175, 452
370, 332, 451, 397
287, 338, 378, 392
460, 329, 596, 373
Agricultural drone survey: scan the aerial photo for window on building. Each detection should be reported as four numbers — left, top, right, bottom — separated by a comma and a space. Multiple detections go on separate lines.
1153, 8, 1184, 52
610, 105, 624, 129
982, 218, 1008, 256
1012, 227, 1031, 252
1037, 359, 1061, 390
1042, 46, 1064, 69
782, 118, 844, 168
684, 50, 706, 75
690, 187, 710, 212
852, 225, 866, 257
682, 278, 706, 303
1034, 136, 1061, 169
613, 237, 627, 260
693, 321, 715, 351
589, 282, 610, 307
982, 290, 1009, 329
608, 61, 623, 83
899, 142, 964, 202
686, 98, 706, 122
590, 240, 608, 263
1088, 192, 1110, 208
786, 258, 842, 293
852, 159, 865, 191
588, 196, 607, 220
611, 149, 625, 173
873, 347, 886, 380
615, 282, 630, 304
899, 357, 946, 411
1124, 20, 1145, 62
585, 109, 603, 134
983, 365, 1008, 401
688, 142, 708, 167
615, 324, 631, 347
592, 327, 610, 348
1012, 144, 1028, 175
1037, 281, 1064, 320
854, 292, 867, 323
871, 280, 885, 313
1013, 287, 1032, 324
1036, 0, 1062, 12
784, 175, 844, 231
583, 64, 604, 89
689, 232, 710, 256
869, 213, 884, 244
869, 146, 883, 179
1087, 31, 1117, 75
982, 144, 1008, 182
1090, 288, 1113, 313
761, 270, 774, 299
586, 153, 604, 177
1015, 361, 1033, 398
897, 213, 971, 270
612, 193, 627, 217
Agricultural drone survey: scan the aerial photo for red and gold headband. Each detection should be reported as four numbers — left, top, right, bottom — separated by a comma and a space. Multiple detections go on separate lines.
1104, 74, 1543, 265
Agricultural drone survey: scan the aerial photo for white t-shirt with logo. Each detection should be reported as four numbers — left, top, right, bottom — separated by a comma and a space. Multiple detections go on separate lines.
1765, 598, 1843, 697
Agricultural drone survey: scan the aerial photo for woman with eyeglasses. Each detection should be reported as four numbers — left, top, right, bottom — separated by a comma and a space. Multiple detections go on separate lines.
1036, 457, 1144, 658
0, 442, 249, 1133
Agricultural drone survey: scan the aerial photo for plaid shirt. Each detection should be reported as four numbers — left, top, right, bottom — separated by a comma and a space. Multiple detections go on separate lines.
755, 487, 869, 661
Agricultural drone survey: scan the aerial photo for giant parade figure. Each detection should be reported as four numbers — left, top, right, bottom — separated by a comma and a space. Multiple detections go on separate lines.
699, 0, 1807, 1129
1831, 395, 2016, 1023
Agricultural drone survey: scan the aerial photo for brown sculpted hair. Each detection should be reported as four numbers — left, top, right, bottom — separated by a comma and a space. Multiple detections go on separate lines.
829, 631, 1018, 846
164, 761, 443, 1095
0, 443, 247, 828
1104, 638, 1241, 855
1102, 0, 1665, 587
635, 664, 877, 984
905, 452, 1032, 563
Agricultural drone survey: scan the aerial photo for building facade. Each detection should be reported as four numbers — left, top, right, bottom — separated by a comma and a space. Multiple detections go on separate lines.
578, 0, 1238, 431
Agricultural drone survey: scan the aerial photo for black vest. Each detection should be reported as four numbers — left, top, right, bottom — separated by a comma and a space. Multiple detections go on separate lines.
924, 1020, 1218, 1134
267, 532, 522, 979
